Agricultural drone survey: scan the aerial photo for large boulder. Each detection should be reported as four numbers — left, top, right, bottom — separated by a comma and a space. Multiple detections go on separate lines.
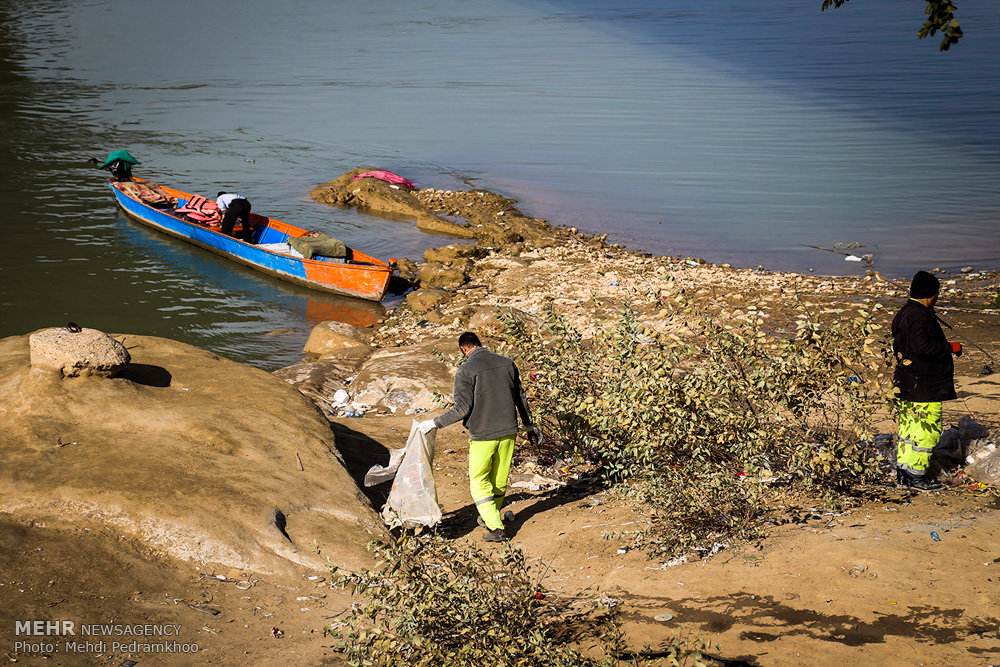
29, 326, 130, 378
349, 340, 457, 412
311, 168, 435, 219
418, 263, 467, 289
311, 169, 475, 239
303, 320, 372, 358
0, 333, 384, 579
407, 288, 453, 313
424, 243, 480, 265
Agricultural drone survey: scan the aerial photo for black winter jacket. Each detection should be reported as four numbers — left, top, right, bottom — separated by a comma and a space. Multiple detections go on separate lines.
891, 299, 956, 403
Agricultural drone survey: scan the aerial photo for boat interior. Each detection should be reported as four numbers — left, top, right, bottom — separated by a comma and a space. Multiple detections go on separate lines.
115, 181, 358, 264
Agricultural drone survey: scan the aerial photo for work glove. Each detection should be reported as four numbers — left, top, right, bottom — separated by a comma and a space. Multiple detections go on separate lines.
417, 419, 437, 434
951, 342, 963, 357
526, 425, 543, 447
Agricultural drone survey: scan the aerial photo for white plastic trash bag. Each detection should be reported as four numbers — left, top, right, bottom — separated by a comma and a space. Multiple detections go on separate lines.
364, 447, 406, 486
365, 420, 441, 528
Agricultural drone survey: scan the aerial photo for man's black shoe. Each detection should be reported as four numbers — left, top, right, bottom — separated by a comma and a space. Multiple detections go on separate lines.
482, 528, 508, 543
903, 476, 945, 491
477, 510, 515, 528
896, 468, 944, 491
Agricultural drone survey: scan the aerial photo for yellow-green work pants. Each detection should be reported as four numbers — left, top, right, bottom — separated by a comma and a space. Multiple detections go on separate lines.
469, 435, 515, 531
897, 400, 942, 478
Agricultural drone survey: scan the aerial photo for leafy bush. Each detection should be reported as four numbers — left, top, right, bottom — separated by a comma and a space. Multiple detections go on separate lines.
497, 292, 892, 555
329, 534, 685, 666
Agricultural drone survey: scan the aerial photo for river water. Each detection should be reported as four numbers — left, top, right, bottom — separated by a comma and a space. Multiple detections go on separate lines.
1, 0, 998, 368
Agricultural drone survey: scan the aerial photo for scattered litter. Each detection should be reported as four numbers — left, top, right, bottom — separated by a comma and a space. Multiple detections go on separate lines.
597, 595, 621, 608
580, 520, 642, 529
665, 556, 688, 567
654, 613, 674, 622
120, 660, 138, 667
307, 575, 321, 581
509, 474, 564, 492
332, 389, 350, 405
270, 627, 284, 639
844, 254, 863, 262
930, 532, 941, 542
961, 266, 974, 273
616, 548, 628, 555
188, 604, 221, 616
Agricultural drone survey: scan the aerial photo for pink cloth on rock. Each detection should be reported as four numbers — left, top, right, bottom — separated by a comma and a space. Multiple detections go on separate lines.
352, 170, 418, 189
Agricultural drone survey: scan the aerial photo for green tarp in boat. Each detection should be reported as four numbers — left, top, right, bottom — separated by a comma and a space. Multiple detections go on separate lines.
287, 233, 347, 260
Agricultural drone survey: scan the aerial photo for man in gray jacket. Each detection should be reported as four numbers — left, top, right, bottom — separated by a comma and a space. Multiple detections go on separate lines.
419, 332, 539, 542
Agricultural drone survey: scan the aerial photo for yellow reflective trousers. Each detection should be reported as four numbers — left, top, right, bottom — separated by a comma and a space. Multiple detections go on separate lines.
469, 435, 515, 531
897, 400, 942, 478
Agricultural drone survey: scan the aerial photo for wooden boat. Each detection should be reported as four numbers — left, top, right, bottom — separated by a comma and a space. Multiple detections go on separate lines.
108, 178, 396, 301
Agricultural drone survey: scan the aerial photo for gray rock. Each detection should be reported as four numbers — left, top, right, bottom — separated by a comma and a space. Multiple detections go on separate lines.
29, 327, 130, 378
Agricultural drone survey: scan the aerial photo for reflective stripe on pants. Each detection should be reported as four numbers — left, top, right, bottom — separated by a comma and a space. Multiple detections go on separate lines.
897, 400, 942, 477
469, 435, 515, 531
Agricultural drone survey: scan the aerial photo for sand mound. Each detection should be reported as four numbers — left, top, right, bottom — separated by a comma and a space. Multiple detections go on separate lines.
0, 333, 384, 579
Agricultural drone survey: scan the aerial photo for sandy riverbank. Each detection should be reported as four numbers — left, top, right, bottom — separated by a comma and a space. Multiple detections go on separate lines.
306, 172, 1000, 664
1, 173, 997, 666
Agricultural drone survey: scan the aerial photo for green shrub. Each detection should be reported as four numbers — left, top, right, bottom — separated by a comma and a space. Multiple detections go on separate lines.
329, 534, 652, 666
498, 293, 891, 555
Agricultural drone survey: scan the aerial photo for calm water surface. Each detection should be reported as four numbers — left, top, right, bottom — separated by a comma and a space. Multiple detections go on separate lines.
1, 0, 998, 368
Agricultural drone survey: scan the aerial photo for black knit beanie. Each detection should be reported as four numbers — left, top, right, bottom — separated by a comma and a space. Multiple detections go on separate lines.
909, 270, 940, 299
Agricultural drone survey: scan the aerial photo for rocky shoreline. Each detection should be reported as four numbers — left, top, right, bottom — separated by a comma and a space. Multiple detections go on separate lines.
294, 169, 1000, 417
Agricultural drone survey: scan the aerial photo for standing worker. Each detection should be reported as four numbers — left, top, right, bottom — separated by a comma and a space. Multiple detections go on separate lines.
216, 191, 256, 243
418, 332, 540, 542
891, 270, 962, 491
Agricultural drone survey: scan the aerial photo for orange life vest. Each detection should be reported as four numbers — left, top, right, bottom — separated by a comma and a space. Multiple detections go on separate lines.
176, 195, 221, 225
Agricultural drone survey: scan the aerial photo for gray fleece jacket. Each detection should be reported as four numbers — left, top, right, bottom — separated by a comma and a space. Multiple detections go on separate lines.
433, 347, 532, 440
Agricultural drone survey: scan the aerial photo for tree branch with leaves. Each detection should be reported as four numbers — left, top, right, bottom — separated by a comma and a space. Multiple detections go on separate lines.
821, 0, 963, 51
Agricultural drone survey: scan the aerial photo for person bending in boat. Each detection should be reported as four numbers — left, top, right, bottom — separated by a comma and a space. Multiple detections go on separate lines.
217, 191, 256, 243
